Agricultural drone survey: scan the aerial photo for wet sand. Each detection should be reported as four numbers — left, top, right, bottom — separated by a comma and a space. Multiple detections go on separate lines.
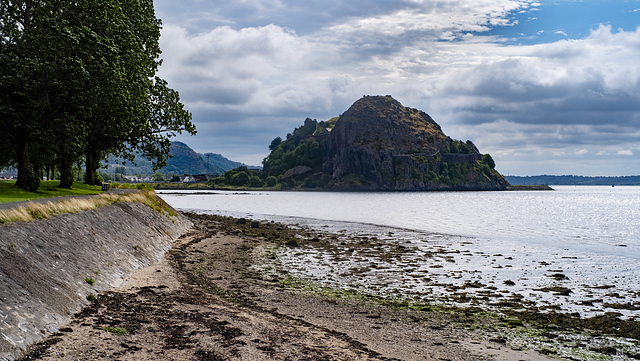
19, 214, 560, 360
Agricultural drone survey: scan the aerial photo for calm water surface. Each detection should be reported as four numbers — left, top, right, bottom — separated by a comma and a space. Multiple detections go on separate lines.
159, 186, 640, 318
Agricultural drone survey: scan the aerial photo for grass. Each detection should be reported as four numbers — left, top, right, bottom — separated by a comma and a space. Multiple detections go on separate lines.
0, 180, 103, 203
0, 188, 176, 224
101, 326, 128, 335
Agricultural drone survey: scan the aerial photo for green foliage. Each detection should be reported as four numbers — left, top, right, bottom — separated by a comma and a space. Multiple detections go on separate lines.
85, 277, 95, 286
249, 175, 264, 187
437, 161, 477, 186
449, 139, 472, 154
152, 172, 166, 182
26, 167, 41, 193
412, 155, 427, 163
476, 162, 493, 179
265, 176, 278, 187
269, 137, 282, 151
209, 166, 264, 188
263, 119, 325, 181
426, 171, 439, 182
0, 0, 195, 190
101, 326, 128, 335
481, 154, 496, 169
231, 170, 250, 186
137, 183, 154, 191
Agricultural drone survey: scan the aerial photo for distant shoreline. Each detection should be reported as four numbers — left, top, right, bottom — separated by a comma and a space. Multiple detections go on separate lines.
506, 175, 640, 186
506, 184, 554, 191
154, 183, 557, 192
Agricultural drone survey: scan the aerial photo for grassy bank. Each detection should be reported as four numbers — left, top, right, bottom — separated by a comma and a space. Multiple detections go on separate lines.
0, 188, 175, 224
0, 180, 102, 203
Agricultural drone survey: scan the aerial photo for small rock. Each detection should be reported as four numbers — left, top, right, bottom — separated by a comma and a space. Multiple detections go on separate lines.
548, 273, 569, 280
250, 221, 260, 228
237, 218, 247, 225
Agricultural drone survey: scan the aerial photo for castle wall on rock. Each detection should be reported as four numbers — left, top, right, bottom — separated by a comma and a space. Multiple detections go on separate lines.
0, 201, 191, 361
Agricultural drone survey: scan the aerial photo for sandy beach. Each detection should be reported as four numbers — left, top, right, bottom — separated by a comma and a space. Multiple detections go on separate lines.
19, 214, 561, 360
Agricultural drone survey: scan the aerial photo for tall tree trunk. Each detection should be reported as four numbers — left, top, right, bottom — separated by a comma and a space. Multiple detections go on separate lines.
59, 153, 74, 189
84, 149, 98, 185
33, 162, 41, 182
15, 139, 30, 190
48, 165, 56, 181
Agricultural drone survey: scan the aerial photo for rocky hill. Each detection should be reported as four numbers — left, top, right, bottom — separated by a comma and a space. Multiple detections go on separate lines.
263, 95, 508, 191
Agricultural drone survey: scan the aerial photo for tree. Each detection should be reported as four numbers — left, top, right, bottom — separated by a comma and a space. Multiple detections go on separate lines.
249, 175, 263, 187
0, 0, 195, 190
265, 176, 278, 187
481, 154, 496, 169
76, 0, 195, 186
269, 137, 282, 151
152, 172, 165, 182
0, 0, 87, 189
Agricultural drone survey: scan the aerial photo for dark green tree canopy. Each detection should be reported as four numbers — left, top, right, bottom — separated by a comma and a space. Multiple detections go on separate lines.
0, 0, 195, 190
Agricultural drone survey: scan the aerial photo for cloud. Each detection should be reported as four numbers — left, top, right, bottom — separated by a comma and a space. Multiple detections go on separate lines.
158, 24, 345, 114
417, 25, 640, 148
155, 1, 640, 174
618, 150, 633, 156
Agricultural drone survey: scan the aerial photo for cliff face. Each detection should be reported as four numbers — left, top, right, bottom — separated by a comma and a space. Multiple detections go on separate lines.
264, 95, 509, 191
326, 96, 448, 189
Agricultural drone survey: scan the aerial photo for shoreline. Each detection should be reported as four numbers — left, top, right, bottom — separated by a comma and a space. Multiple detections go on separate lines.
20, 214, 639, 360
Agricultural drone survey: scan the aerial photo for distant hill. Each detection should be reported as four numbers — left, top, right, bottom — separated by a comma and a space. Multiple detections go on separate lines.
107, 141, 248, 176
263, 95, 508, 191
506, 175, 640, 186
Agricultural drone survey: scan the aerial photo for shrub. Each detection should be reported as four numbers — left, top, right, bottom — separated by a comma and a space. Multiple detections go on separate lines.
265, 176, 278, 187
249, 175, 264, 187
231, 171, 250, 186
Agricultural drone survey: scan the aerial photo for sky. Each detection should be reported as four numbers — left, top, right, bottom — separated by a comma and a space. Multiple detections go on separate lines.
153, 0, 640, 176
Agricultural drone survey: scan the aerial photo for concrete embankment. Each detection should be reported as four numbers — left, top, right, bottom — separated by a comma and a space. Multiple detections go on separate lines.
0, 198, 192, 361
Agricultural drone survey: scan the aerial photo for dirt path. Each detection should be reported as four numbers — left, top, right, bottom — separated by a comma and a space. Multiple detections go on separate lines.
20, 215, 555, 361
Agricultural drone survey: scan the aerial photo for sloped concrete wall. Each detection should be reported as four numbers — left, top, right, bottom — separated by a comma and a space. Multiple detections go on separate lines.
0, 201, 192, 361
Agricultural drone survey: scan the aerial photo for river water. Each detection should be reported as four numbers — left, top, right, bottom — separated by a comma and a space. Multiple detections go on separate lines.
158, 186, 640, 320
